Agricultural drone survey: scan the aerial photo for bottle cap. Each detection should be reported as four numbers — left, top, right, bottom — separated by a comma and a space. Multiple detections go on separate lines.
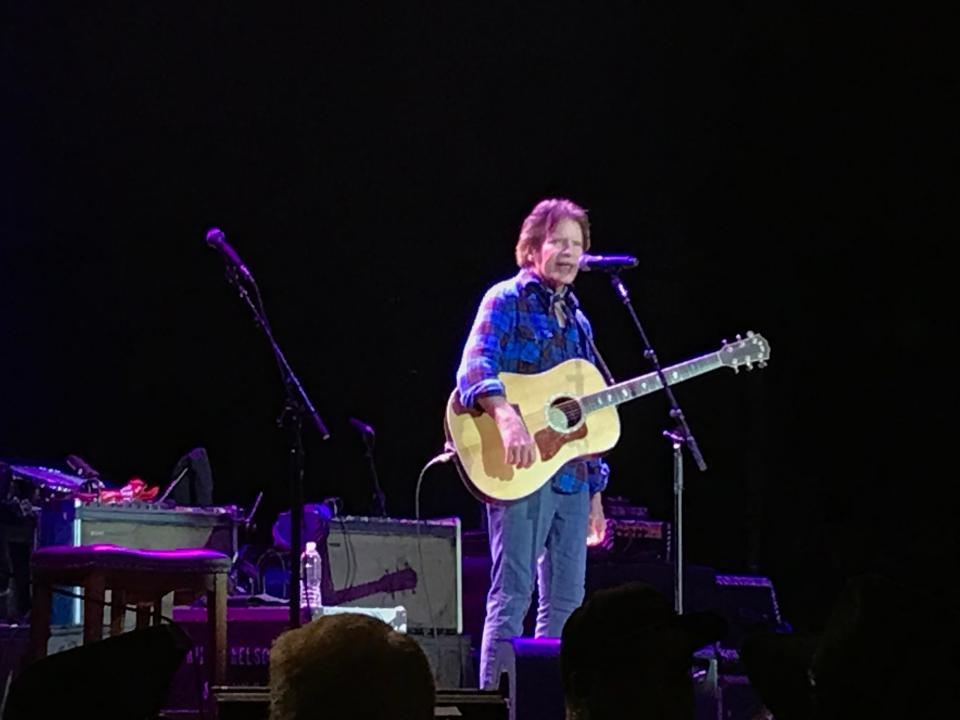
305, 541, 317, 553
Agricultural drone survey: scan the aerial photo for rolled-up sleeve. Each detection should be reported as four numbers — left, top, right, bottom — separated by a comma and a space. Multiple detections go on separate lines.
456, 287, 515, 409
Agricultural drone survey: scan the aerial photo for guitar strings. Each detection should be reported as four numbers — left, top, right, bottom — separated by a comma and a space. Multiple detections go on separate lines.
550, 398, 584, 429
519, 399, 588, 431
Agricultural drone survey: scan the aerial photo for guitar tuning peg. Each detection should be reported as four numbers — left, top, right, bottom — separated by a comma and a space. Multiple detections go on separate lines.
746, 363, 754, 371
722, 338, 728, 346
758, 361, 767, 368
736, 333, 742, 341
732, 366, 739, 374
747, 330, 755, 337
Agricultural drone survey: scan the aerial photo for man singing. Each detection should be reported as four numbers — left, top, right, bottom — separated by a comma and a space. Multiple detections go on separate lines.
455, 197, 610, 689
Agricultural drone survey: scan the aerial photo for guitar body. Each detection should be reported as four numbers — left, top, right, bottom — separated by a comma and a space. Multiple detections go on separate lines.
446, 358, 620, 504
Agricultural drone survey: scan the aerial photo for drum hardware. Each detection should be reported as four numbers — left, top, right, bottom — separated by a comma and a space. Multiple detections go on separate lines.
65, 454, 105, 492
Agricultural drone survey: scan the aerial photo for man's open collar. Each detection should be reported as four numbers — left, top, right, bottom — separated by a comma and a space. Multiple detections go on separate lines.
516, 268, 570, 301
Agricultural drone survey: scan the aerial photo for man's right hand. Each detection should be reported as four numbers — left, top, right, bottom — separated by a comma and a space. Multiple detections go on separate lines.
478, 396, 538, 469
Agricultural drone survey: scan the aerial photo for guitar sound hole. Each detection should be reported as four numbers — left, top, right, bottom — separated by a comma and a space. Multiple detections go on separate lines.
546, 397, 583, 432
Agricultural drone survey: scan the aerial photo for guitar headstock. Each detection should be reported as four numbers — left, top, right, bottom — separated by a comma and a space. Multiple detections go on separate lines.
718, 331, 770, 373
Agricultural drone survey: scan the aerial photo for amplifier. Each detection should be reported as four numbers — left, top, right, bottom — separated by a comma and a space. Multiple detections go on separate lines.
712, 574, 785, 650
38, 500, 237, 555
162, 605, 474, 713
326, 516, 462, 634
164, 606, 295, 712
209, 687, 507, 720
590, 518, 671, 563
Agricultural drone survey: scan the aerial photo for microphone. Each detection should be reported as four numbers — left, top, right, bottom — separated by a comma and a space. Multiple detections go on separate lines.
349, 417, 376, 440
578, 253, 639, 272
205, 228, 254, 283
66, 454, 100, 479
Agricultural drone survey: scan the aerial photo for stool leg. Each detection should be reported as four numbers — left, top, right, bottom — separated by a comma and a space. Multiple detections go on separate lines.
207, 572, 228, 688
83, 573, 106, 644
136, 603, 151, 630
30, 580, 53, 661
110, 589, 127, 636
152, 593, 164, 625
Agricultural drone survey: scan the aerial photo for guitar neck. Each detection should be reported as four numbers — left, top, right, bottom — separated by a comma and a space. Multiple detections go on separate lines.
581, 351, 724, 414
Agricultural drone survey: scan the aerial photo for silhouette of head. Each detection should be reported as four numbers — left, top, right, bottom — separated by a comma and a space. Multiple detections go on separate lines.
269, 613, 435, 720
561, 581, 727, 720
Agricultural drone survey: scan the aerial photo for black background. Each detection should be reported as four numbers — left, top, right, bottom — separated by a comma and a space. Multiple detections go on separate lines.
2, 3, 956, 631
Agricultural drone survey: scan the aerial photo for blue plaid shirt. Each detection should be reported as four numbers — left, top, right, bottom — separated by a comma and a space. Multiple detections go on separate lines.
456, 268, 610, 495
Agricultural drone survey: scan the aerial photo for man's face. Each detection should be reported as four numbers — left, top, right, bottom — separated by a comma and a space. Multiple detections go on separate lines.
533, 217, 584, 289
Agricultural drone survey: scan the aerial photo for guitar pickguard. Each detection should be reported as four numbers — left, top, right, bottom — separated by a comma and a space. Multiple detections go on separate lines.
534, 424, 589, 462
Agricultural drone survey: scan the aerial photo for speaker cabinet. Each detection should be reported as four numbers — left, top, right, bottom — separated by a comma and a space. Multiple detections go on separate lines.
493, 638, 564, 720
326, 516, 462, 634
211, 686, 507, 720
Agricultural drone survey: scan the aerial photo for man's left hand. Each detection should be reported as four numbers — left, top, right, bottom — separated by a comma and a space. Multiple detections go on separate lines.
587, 492, 606, 545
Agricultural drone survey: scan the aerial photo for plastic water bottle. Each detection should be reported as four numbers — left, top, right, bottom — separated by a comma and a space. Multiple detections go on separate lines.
299, 541, 323, 617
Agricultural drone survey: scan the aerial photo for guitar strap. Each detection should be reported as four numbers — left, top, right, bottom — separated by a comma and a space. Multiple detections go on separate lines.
585, 329, 616, 385
566, 289, 616, 385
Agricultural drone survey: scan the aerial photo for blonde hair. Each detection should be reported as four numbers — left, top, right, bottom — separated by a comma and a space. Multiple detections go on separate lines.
515, 198, 591, 267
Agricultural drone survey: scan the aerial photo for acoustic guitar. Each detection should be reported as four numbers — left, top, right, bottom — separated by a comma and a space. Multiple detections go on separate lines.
445, 332, 770, 503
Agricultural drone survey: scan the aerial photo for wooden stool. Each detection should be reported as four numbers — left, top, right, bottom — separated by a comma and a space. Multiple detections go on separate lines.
30, 543, 231, 687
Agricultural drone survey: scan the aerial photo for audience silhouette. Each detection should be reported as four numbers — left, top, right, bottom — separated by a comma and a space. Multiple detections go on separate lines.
561, 581, 727, 720
269, 613, 435, 720
741, 572, 959, 719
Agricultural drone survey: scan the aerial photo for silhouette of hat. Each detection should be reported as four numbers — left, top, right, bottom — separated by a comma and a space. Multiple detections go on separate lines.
561, 581, 728, 685
741, 573, 958, 719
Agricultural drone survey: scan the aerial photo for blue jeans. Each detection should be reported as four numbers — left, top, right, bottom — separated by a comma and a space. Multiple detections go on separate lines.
479, 483, 590, 689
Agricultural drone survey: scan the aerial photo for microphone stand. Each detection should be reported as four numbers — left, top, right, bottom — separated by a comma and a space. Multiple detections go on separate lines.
223, 268, 330, 629
361, 435, 387, 517
607, 273, 707, 614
